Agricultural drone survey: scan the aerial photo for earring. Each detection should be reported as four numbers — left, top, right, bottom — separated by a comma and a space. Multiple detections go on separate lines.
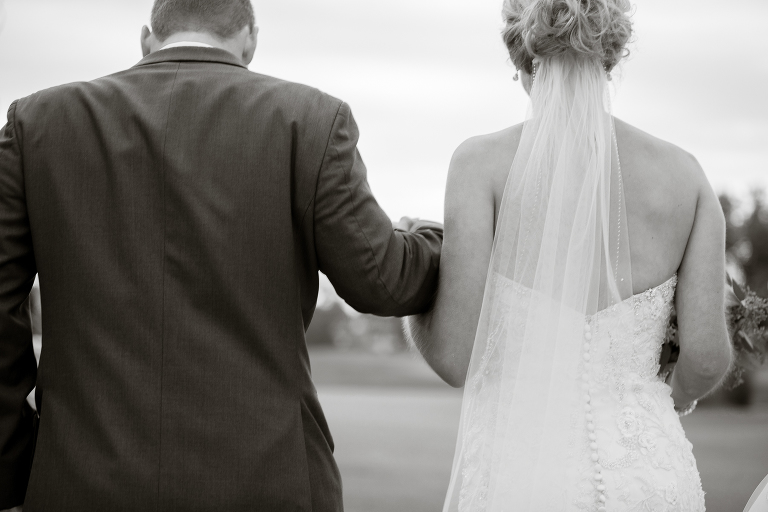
513, 71, 519, 81
531, 62, 537, 86
605, 65, 613, 81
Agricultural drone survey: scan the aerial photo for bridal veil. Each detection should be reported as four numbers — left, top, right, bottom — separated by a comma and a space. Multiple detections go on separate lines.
443, 56, 636, 511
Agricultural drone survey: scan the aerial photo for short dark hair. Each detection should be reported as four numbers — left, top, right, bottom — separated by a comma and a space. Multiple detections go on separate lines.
151, 0, 255, 42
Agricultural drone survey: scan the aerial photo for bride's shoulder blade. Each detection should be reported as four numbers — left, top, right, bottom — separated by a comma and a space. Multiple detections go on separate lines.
614, 117, 708, 190
614, 116, 716, 237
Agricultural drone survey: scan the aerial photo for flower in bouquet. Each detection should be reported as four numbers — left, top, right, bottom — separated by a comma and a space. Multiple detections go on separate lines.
723, 275, 768, 388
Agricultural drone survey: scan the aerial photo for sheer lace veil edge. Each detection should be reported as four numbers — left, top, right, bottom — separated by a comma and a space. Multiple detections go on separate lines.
443, 56, 633, 511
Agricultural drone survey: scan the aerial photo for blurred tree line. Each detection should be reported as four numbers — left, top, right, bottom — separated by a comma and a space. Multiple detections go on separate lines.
721, 190, 768, 298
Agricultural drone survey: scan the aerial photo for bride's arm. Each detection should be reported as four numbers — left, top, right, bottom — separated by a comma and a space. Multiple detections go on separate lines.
672, 163, 733, 407
405, 138, 497, 388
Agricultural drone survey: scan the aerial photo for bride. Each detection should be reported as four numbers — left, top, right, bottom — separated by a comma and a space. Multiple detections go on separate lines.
408, 0, 733, 510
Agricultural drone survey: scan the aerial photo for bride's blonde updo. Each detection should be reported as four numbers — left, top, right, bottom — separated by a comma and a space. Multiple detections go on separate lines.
502, 0, 632, 74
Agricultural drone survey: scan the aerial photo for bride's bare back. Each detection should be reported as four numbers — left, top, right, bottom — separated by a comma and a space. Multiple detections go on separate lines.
467, 118, 706, 292
409, 118, 732, 406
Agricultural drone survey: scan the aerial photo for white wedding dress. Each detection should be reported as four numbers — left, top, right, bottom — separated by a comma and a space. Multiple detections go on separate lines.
443, 57, 706, 511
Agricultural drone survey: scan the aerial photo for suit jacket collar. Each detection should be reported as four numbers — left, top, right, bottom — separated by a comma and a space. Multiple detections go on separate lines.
134, 47, 248, 70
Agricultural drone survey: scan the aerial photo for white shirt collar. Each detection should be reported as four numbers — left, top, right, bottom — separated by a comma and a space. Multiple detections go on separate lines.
160, 41, 214, 50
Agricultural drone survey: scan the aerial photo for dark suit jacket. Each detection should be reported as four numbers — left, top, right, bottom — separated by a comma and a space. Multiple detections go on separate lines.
0, 47, 442, 511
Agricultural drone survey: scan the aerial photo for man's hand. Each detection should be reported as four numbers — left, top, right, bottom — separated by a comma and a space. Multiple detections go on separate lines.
393, 216, 418, 231
393, 217, 444, 233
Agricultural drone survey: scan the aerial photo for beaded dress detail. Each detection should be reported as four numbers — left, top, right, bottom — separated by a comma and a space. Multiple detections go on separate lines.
453, 273, 705, 512
575, 274, 705, 511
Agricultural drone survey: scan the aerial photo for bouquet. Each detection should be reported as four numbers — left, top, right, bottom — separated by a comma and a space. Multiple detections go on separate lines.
661, 275, 768, 391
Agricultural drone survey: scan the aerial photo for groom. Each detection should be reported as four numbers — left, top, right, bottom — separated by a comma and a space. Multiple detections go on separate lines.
0, 1, 442, 510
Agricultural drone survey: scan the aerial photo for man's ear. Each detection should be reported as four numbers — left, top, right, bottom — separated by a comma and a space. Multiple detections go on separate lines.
141, 25, 156, 57
242, 25, 258, 66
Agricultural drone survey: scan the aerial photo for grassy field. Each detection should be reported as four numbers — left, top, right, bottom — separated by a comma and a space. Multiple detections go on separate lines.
310, 349, 768, 512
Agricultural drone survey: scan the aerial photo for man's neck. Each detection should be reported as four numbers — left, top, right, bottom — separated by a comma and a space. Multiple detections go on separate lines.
153, 32, 247, 63
157, 32, 224, 50
141, 25, 256, 66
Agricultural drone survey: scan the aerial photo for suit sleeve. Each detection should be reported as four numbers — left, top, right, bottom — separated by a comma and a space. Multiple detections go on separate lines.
0, 100, 38, 508
313, 102, 442, 317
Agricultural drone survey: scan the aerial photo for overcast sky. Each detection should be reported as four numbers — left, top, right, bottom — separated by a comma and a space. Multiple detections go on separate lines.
1, 0, 766, 221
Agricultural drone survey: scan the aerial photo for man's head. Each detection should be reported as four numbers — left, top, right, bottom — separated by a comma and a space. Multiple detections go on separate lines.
141, 0, 258, 65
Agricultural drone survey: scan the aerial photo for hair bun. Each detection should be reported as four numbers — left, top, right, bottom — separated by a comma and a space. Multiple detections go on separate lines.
503, 0, 632, 74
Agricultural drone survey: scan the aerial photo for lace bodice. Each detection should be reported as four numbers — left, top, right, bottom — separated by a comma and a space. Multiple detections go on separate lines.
572, 274, 705, 511
455, 274, 705, 512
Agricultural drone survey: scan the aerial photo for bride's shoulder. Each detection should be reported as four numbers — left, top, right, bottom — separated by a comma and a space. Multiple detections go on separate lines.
446, 123, 525, 196
615, 119, 706, 185
614, 118, 713, 205
451, 123, 525, 167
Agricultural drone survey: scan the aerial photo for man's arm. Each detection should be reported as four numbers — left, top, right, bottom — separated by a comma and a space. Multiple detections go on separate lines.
312, 103, 442, 317
0, 101, 38, 509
